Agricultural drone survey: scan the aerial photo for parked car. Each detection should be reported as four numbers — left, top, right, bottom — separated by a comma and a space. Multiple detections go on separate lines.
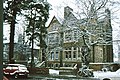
3, 64, 29, 78
93, 69, 120, 80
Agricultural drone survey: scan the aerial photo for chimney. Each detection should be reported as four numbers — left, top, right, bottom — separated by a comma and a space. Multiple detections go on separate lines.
105, 8, 111, 25
64, 6, 73, 19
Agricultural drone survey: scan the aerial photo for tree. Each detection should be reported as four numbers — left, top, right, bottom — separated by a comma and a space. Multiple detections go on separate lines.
22, 0, 50, 67
73, 0, 120, 47
4, 0, 50, 66
72, 0, 113, 77
74, 0, 109, 43
4, 0, 26, 63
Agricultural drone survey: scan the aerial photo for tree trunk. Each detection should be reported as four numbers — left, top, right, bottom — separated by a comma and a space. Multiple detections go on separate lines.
9, 1, 17, 63
31, 28, 34, 68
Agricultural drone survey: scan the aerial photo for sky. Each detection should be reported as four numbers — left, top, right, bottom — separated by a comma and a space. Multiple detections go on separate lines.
3, 16, 24, 43
47, 0, 80, 24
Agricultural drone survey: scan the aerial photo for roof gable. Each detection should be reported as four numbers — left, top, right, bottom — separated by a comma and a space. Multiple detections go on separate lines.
47, 16, 62, 32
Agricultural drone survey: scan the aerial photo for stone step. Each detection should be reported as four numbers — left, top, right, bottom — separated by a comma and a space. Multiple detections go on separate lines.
55, 67, 77, 75
59, 71, 74, 75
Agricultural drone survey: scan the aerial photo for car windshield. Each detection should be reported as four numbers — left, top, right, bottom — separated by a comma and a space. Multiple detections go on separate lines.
6, 65, 18, 69
19, 65, 27, 70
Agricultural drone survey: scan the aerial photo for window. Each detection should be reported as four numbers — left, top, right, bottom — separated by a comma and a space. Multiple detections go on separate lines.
48, 33, 60, 45
55, 52, 58, 59
51, 52, 54, 60
65, 51, 71, 59
69, 51, 71, 58
64, 30, 72, 42
12, 66, 18, 69
74, 47, 76, 50
48, 34, 54, 45
6, 66, 12, 69
68, 48, 71, 50
52, 23, 59, 31
65, 51, 68, 58
73, 30, 78, 41
48, 52, 51, 60
55, 64, 59, 67
73, 51, 76, 58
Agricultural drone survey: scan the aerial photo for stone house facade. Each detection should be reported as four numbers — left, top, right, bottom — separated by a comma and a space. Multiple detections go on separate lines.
46, 6, 113, 68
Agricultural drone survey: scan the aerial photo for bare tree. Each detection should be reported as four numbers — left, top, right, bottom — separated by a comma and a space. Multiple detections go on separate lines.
71, 0, 114, 77
74, 0, 120, 44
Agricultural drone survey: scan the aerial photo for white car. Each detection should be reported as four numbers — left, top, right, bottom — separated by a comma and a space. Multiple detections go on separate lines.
93, 69, 120, 80
3, 64, 29, 78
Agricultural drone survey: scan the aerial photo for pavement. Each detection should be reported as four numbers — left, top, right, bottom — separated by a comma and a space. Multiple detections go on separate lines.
29, 74, 100, 80
6, 74, 100, 80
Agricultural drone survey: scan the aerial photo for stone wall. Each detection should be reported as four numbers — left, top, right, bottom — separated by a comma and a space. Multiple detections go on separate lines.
89, 63, 120, 71
28, 67, 49, 75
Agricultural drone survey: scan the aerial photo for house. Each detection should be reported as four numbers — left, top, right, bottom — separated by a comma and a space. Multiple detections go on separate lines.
46, 6, 113, 68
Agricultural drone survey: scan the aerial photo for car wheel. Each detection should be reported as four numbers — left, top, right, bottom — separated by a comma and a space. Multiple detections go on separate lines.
24, 74, 28, 78
14, 73, 19, 79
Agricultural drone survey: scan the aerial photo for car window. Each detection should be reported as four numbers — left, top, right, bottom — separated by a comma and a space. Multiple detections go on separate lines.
5, 65, 18, 69
6, 66, 12, 69
19, 65, 27, 70
12, 66, 18, 69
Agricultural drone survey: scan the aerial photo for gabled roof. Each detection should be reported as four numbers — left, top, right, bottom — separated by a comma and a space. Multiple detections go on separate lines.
47, 16, 62, 28
47, 6, 78, 26
47, 6, 112, 33
47, 16, 62, 32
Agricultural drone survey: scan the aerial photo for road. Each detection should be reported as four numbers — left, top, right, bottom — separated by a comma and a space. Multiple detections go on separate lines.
6, 75, 100, 80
